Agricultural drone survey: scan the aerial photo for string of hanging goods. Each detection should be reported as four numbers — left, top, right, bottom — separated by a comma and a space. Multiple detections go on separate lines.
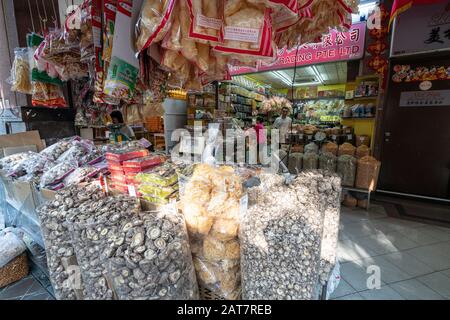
35, 0, 44, 34
41, 0, 49, 33
51, 0, 59, 29
27, 0, 35, 33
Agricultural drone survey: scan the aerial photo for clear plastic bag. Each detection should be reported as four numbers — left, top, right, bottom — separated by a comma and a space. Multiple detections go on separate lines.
40, 137, 79, 161
40, 159, 79, 188
0, 231, 27, 268
304, 142, 319, 154
321, 142, 338, 156
187, 0, 223, 44
56, 140, 95, 165
66, 193, 141, 300
31, 81, 67, 108
135, 0, 177, 53
179, 164, 244, 299
356, 156, 381, 191
356, 145, 370, 159
241, 171, 327, 300
62, 166, 98, 186
80, 0, 95, 62
8, 48, 32, 94
214, 0, 275, 60
337, 155, 356, 187
302, 153, 318, 170
107, 206, 199, 300
338, 142, 356, 157
319, 152, 337, 173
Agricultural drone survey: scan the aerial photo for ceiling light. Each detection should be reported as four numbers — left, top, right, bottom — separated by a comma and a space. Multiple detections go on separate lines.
311, 66, 324, 84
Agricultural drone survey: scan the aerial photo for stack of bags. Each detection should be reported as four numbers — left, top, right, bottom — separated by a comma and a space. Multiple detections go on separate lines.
106, 149, 164, 194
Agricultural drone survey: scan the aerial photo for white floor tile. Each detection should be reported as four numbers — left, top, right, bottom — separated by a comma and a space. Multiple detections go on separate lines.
394, 227, 442, 246
340, 261, 385, 292
406, 244, 450, 271
380, 251, 434, 278
440, 269, 450, 278
329, 279, 355, 299
390, 279, 444, 300
337, 239, 378, 263
413, 226, 450, 242
353, 256, 412, 284
342, 220, 380, 239
359, 285, 405, 300
417, 272, 450, 298
352, 231, 418, 255
334, 292, 364, 300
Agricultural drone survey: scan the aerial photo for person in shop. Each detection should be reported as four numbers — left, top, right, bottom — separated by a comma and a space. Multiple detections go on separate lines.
273, 106, 292, 143
110, 110, 136, 140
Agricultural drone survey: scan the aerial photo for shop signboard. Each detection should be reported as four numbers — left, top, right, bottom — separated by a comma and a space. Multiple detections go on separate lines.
391, 1, 450, 57
229, 22, 366, 75
399, 89, 450, 107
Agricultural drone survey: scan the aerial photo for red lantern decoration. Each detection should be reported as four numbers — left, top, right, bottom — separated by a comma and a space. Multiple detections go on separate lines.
368, 41, 388, 55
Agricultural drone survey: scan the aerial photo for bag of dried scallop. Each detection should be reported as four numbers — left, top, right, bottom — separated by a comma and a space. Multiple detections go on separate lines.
337, 155, 356, 187
179, 164, 245, 300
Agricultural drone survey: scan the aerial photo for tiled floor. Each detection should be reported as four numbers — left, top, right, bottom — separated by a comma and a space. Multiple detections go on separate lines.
2, 204, 450, 300
332, 205, 450, 300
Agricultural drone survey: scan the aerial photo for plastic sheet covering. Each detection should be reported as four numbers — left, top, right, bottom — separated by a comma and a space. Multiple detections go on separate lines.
179, 164, 245, 300
107, 205, 199, 300
241, 171, 328, 300
337, 155, 356, 187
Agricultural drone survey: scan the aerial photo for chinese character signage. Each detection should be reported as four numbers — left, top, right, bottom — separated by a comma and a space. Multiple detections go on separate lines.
391, 1, 450, 56
229, 22, 366, 76
399, 90, 450, 107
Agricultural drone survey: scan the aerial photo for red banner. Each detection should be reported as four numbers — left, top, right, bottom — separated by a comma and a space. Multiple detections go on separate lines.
229, 22, 366, 76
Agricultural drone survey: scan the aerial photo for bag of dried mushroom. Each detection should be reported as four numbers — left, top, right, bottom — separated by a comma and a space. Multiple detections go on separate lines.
107, 205, 199, 300
337, 155, 356, 187
319, 152, 337, 173
179, 164, 245, 300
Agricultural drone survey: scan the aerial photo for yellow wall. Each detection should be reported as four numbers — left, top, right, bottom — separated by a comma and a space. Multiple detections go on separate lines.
341, 118, 376, 149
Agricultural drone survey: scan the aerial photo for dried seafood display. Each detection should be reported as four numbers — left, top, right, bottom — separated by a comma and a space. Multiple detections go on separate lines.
179, 164, 244, 300
337, 155, 357, 187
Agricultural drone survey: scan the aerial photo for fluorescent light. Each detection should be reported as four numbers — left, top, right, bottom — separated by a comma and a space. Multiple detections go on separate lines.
293, 81, 322, 87
272, 71, 293, 86
311, 66, 324, 84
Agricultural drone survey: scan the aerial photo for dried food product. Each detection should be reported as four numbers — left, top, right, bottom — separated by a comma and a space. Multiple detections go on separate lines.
319, 152, 337, 173
241, 171, 340, 299
139, 183, 179, 199
355, 145, 370, 159
106, 149, 150, 162
107, 206, 199, 299
0, 152, 35, 177
63, 166, 99, 186
32, 82, 67, 108
179, 164, 244, 299
161, 1, 181, 51
25, 154, 56, 177
187, 0, 223, 44
80, 0, 95, 62
66, 193, 141, 300
355, 156, 380, 191
337, 155, 356, 187
304, 142, 319, 154
214, 0, 275, 60
40, 159, 79, 189
356, 135, 370, 147
134, 162, 178, 187
57, 140, 96, 165
302, 153, 318, 170
8, 48, 32, 94
35, 184, 103, 300
342, 193, 357, 207
337, 142, 356, 157
122, 155, 164, 171
317, 171, 342, 286
135, 0, 176, 53
321, 142, 338, 156
40, 137, 79, 161
288, 152, 303, 174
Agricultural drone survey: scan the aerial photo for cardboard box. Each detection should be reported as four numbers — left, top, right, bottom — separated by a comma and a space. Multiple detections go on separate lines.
0, 131, 44, 152
1, 145, 38, 157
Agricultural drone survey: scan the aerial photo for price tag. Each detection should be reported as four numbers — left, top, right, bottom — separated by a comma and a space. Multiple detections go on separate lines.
298, 134, 303, 139
347, 134, 353, 140
331, 135, 337, 140
128, 185, 137, 197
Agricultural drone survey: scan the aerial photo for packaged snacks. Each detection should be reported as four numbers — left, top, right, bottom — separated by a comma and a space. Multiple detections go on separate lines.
104, 1, 139, 101
106, 149, 150, 162
186, 0, 223, 43
135, 162, 178, 187
63, 166, 99, 186
80, 0, 95, 62
122, 155, 164, 172
356, 145, 370, 159
319, 152, 337, 173
214, 0, 275, 60
8, 48, 32, 94
135, 0, 177, 53
102, 0, 118, 64
31, 82, 67, 108
337, 155, 356, 187
179, 164, 244, 300
338, 142, 356, 157
355, 156, 381, 191
322, 142, 338, 156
